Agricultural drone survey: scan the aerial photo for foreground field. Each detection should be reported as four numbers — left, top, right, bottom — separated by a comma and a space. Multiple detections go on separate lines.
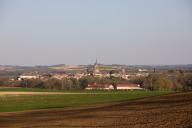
0, 92, 191, 128
0, 90, 170, 112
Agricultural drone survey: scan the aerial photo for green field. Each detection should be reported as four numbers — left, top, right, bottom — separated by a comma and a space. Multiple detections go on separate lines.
0, 89, 172, 112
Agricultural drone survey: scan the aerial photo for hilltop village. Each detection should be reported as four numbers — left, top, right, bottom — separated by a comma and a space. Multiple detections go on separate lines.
0, 62, 191, 91
18, 60, 149, 81
12, 61, 150, 90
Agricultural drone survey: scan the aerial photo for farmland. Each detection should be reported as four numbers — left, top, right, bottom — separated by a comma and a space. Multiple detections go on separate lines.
0, 91, 191, 128
0, 89, 171, 112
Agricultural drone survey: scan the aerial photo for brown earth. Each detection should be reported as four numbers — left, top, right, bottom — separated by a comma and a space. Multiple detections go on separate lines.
0, 92, 101, 95
0, 92, 192, 128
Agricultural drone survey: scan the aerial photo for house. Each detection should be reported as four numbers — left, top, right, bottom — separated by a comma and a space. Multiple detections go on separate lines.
18, 75, 40, 80
116, 83, 143, 90
17, 72, 41, 80
85, 83, 143, 90
52, 74, 68, 80
85, 83, 112, 90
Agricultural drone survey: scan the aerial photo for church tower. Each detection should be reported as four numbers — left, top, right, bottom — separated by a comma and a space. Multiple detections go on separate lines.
94, 59, 100, 74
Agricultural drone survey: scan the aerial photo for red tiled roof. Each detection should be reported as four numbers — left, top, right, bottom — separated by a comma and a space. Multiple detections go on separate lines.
87, 83, 111, 88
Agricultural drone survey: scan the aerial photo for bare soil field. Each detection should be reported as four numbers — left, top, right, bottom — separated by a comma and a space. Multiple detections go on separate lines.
0, 92, 191, 128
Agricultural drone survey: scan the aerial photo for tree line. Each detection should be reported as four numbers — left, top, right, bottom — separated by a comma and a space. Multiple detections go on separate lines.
130, 73, 192, 91
0, 72, 191, 91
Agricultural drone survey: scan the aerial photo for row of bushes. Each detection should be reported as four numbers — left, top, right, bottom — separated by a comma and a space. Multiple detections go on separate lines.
130, 73, 192, 91
0, 78, 80, 90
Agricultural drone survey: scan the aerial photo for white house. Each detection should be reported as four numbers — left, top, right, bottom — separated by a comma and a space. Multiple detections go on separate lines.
85, 83, 143, 90
115, 84, 143, 90
18, 75, 40, 80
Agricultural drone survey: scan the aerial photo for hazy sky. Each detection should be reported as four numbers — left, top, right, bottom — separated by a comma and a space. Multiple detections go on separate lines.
0, 0, 192, 66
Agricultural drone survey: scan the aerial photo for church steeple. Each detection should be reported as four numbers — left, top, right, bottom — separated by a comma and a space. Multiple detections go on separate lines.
94, 59, 100, 74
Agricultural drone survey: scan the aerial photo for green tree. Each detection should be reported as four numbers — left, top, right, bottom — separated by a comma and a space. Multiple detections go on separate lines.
79, 78, 89, 89
143, 74, 174, 90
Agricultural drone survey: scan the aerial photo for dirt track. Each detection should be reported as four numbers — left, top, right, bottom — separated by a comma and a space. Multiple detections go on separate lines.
0, 92, 192, 128
0, 92, 97, 95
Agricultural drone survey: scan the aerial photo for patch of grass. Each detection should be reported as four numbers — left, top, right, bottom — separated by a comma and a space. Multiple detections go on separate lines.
0, 91, 172, 112
99, 66, 117, 71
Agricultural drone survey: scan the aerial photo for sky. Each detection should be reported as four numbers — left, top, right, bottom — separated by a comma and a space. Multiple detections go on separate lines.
0, 0, 192, 66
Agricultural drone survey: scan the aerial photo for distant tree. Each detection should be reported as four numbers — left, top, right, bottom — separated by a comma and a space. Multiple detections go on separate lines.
143, 75, 156, 90
27, 79, 44, 88
109, 77, 119, 90
0, 77, 11, 86
143, 74, 174, 90
109, 70, 116, 78
19, 79, 30, 88
167, 70, 175, 73
87, 68, 94, 76
129, 77, 145, 87
70, 78, 79, 89
61, 78, 68, 89
112, 81, 117, 90
44, 78, 61, 89
79, 77, 89, 89
177, 73, 192, 91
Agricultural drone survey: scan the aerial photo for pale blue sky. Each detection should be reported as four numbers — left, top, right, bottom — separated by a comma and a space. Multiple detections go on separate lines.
0, 0, 192, 66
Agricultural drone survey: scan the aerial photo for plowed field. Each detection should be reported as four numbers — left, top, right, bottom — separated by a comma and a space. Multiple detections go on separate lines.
0, 92, 191, 128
